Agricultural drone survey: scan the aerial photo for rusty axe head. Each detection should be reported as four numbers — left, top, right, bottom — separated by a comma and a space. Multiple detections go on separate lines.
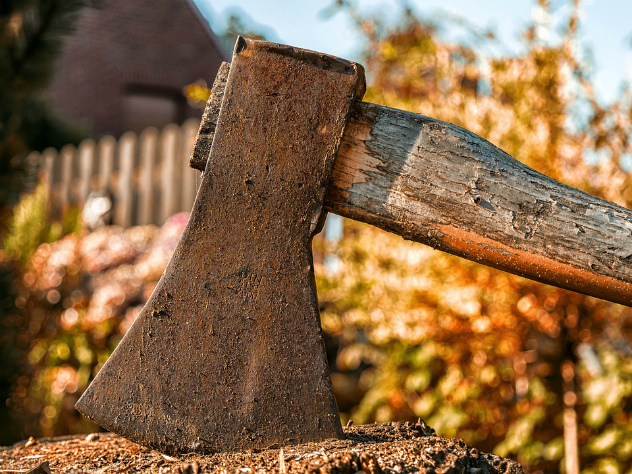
75, 37, 366, 454
76, 31, 632, 454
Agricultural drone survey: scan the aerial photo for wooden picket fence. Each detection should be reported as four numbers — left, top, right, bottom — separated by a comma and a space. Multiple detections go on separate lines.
29, 119, 203, 227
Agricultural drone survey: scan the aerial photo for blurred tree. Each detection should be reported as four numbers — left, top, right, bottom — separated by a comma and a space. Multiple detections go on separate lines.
0, 0, 86, 444
316, 0, 632, 471
0, 0, 86, 221
0, 181, 82, 444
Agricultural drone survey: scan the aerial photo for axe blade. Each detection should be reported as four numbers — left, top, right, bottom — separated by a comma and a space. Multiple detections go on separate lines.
76, 37, 365, 453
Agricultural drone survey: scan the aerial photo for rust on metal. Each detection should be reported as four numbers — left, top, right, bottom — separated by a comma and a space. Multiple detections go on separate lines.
76, 37, 365, 453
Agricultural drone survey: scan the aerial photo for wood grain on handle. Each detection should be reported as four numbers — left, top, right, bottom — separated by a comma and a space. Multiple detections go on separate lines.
192, 64, 632, 306
327, 102, 632, 306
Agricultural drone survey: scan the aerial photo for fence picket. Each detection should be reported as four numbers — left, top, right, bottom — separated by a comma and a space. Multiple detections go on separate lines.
98, 135, 115, 191
159, 124, 178, 225
138, 128, 158, 226
29, 121, 202, 227
39, 148, 56, 194
115, 132, 136, 227
59, 145, 75, 209
78, 139, 96, 204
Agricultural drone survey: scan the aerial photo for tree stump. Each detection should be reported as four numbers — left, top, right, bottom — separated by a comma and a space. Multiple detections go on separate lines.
0, 422, 523, 473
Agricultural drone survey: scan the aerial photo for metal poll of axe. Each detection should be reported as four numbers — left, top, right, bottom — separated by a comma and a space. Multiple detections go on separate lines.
76, 37, 632, 454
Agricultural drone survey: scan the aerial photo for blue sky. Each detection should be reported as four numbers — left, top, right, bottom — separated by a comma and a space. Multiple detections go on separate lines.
193, 0, 632, 105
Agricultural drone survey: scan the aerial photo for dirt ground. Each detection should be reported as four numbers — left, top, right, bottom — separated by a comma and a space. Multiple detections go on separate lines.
0, 421, 523, 474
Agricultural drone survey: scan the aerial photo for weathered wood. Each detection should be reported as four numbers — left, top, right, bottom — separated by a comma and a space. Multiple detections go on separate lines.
78, 139, 96, 203
138, 128, 158, 225
114, 132, 135, 227
193, 67, 632, 306
327, 102, 632, 306
59, 145, 74, 208
31, 123, 201, 227
97, 135, 115, 190
39, 148, 56, 193
159, 124, 178, 224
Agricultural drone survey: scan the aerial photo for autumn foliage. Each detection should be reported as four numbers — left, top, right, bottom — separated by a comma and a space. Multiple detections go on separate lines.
316, 1, 632, 471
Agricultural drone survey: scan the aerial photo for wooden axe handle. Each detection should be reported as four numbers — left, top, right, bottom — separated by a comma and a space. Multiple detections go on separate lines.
193, 62, 632, 306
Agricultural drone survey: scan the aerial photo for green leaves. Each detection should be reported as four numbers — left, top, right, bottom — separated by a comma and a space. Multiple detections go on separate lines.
2, 180, 49, 264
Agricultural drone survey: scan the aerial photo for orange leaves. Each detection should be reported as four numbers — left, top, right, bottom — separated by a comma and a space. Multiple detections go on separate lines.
316, 2, 632, 469
8, 212, 189, 437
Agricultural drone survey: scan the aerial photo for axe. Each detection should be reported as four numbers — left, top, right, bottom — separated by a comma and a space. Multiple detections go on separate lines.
76, 38, 632, 454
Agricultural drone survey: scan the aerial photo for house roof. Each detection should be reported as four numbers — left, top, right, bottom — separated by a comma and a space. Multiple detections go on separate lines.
48, 0, 229, 137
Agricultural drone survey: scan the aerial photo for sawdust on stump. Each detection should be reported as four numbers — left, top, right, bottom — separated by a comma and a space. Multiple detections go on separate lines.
0, 422, 523, 473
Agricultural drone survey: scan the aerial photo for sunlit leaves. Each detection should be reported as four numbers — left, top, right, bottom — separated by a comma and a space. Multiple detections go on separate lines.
315, 1, 632, 471
4, 210, 188, 437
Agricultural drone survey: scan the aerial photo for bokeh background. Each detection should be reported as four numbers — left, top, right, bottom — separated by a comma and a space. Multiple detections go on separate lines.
2, 1, 632, 472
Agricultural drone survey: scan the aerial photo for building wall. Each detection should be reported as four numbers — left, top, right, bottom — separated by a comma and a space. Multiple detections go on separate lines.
48, 0, 227, 137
